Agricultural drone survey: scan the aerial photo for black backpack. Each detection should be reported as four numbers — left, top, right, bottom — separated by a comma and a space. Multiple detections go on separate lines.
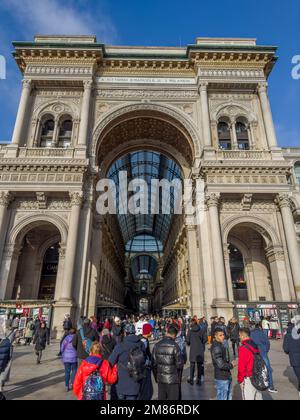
127, 346, 147, 382
242, 343, 269, 391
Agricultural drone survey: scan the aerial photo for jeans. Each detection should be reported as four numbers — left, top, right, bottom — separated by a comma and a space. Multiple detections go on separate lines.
64, 363, 78, 388
261, 352, 274, 389
215, 379, 232, 400
153, 329, 160, 340
158, 383, 179, 400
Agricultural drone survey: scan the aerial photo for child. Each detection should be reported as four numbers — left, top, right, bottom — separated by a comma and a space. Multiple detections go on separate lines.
73, 341, 117, 400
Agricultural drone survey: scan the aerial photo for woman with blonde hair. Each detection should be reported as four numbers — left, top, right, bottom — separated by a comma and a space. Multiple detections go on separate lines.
73, 341, 117, 400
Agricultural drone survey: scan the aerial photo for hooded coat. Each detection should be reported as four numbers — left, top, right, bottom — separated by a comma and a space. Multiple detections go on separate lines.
187, 324, 207, 363
73, 354, 117, 400
283, 324, 300, 367
61, 334, 77, 364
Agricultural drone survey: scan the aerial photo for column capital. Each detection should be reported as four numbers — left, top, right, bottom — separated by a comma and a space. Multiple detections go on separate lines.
69, 191, 84, 207
83, 80, 94, 91
199, 82, 209, 92
276, 194, 292, 210
0, 191, 14, 208
22, 78, 33, 90
257, 82, 268, 93
206, 193, 220, 208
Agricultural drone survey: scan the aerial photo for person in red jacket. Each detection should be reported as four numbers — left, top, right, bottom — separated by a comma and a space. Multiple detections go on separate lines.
73, 341, 117, 400
238, 328, 263, 400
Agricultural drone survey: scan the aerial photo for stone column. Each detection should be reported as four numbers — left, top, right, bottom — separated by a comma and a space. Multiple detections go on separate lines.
11, 79, 32, 146
60, 192, 83, 301
266, 245, 291, 301
277, 194, 300, 300
258, 82, 278, 149
206, 194, 229, 305
199, 83, 212, 147
230, 121, 238, 149
223, 243, 234, 302
0, 192, 13, 262
78, 80, 93, 146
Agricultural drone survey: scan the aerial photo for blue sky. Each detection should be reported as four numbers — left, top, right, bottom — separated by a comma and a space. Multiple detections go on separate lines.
0, 0, 299, 146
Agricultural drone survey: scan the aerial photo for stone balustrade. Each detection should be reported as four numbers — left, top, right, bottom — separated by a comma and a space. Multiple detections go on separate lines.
18, 147, 75, 158
216, 149, 271, 160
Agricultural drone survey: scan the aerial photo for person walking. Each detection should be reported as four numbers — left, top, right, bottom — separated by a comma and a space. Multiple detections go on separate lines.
187, 319, 207, 386
152, 324, 183, 401
73, 341, 117, 400
227, 318, 240, 359
262, 317, 270, 339
24, 318, 35, 345
175, 325, 187, 400
111, 317, 123, 344
251, 322, 277, 393
100, 329, 116, 360
72, 318, 99, 365
139, 323, 153, 400
0, 330, 15, 399
33, 322, 48, 364
57, 314, 73, 357
210, 317, 218, 344
211, 328, 235, 400
238, 327, 263, 400
61, 328, 78, 392
283, 316, 300, 398
269, 317, 279, 340
108, 324, 146, 400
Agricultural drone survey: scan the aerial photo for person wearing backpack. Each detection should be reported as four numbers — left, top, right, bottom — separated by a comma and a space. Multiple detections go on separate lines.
60, 328, 78, 392
72, 318, 99, 365
152, 324, 184, 401
251, 322, 278, 393
108, 323, 146, 400
238, 327, 267, 400
73, 341, 117, 400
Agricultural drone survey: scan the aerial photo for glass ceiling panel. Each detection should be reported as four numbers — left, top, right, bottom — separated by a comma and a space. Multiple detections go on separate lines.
130, 254, 158, 280
107, 151, 182, 246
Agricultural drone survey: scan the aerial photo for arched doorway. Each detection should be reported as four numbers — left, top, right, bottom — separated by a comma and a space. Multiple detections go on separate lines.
226, 223, 276, 302
10, 222, 62, 301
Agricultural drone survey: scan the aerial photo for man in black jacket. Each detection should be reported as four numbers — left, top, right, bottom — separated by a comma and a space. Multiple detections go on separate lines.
211, 328, 236, 400
152, 325, 183, 400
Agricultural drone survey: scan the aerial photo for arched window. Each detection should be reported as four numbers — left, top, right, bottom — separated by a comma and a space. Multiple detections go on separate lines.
295, 162, 300, 186
236, 121, 250, 150
218, 121, 231, 150
58, 118, 73, 148
40, 117, 55, 147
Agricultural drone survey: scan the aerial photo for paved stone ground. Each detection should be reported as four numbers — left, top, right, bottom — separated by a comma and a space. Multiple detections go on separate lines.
3, 339, 300, 400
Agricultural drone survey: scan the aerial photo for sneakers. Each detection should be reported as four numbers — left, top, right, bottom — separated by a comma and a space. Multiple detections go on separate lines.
268, 388, 278, 393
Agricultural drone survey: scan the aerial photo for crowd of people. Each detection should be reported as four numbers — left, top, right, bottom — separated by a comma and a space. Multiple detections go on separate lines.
0, 312, 300, 401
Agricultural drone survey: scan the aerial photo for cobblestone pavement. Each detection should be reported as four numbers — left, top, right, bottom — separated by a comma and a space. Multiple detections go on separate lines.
3, 339, 300, 400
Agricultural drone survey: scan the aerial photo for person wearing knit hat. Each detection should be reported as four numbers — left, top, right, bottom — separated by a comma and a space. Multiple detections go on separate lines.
139, 323, 153, 400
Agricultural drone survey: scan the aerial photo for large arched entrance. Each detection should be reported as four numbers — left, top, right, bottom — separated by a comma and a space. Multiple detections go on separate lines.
4, 221, 63, 301
224, 220, 291, 303
93, 110, 200, 317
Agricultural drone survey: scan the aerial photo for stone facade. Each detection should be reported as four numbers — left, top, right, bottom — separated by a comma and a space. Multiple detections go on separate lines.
0, 35, 299, 336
